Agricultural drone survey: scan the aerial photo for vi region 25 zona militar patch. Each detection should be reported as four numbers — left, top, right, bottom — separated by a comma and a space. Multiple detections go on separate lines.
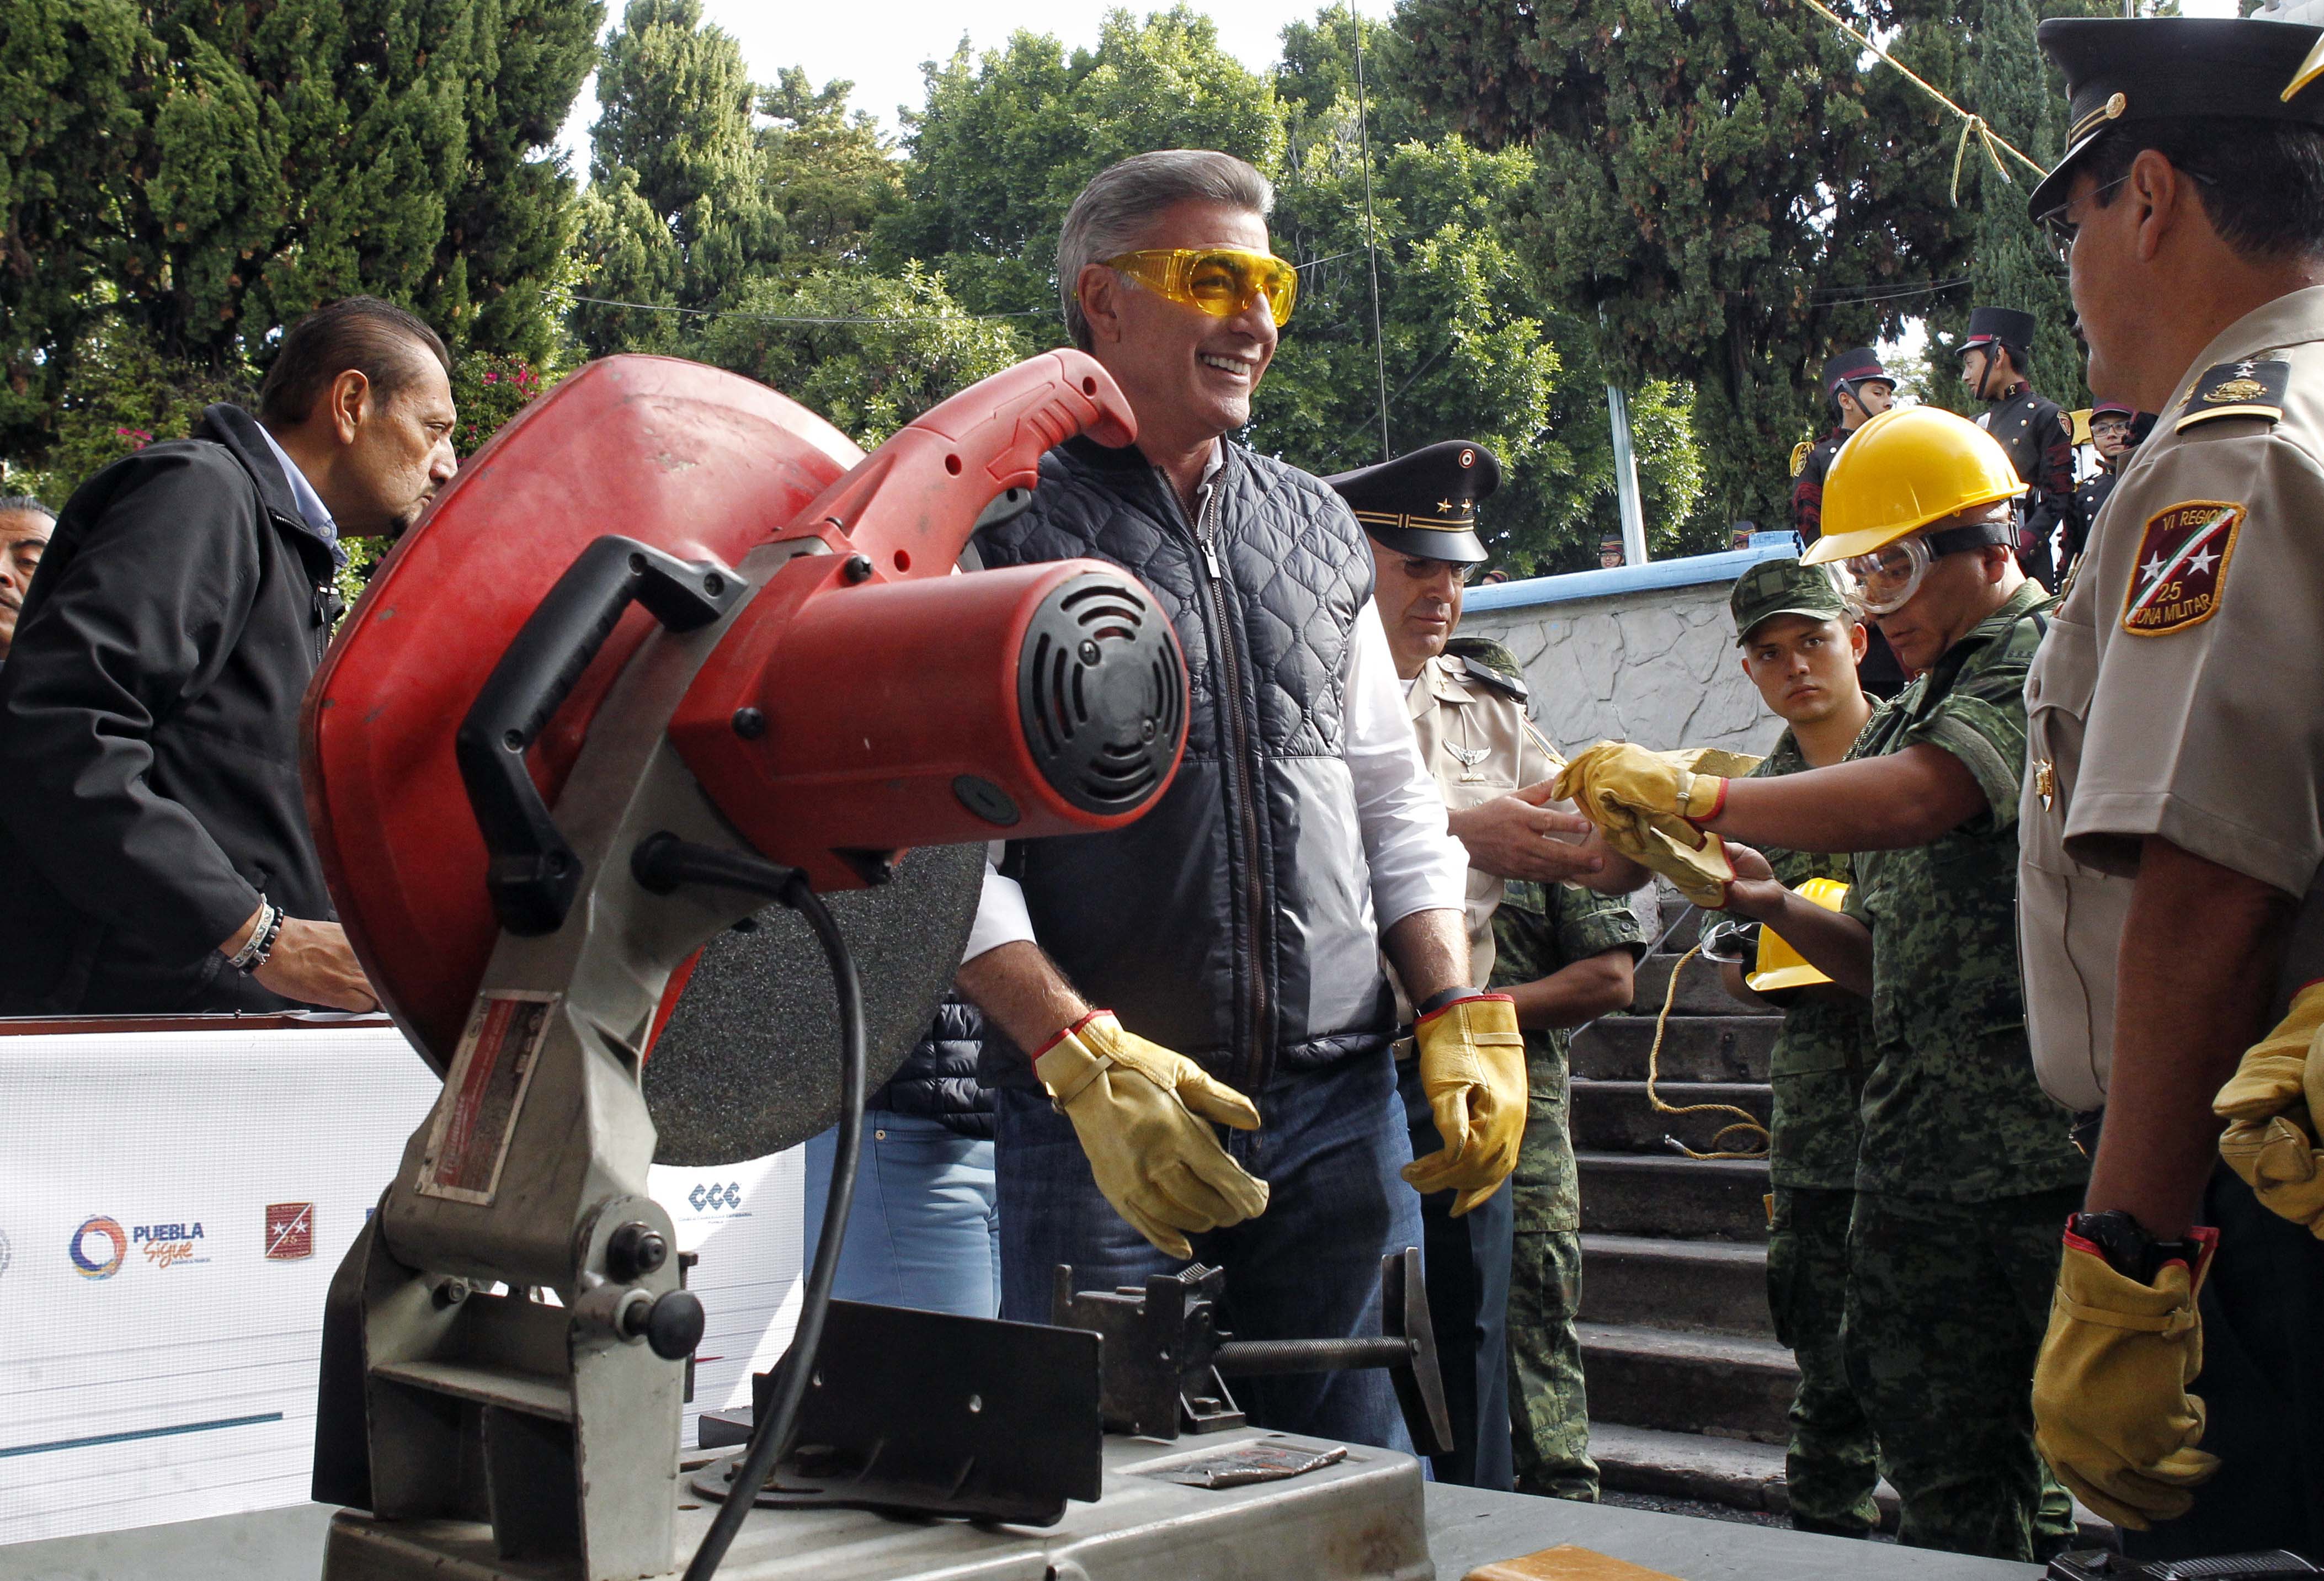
2122, 500, 2245, 637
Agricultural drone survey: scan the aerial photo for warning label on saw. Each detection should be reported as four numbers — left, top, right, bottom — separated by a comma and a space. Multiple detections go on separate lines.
419, 990, 559, 1205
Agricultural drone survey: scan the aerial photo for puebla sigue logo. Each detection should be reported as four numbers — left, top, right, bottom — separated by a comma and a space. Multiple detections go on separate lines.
70, 1215, 128, 1280
132, 1219, 209, 1269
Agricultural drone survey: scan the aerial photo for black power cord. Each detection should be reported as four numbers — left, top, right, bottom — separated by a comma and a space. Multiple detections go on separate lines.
635, 834, 866, 1581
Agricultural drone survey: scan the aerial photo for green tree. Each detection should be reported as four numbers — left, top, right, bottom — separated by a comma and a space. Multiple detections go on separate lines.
876, 8, 1287, 322
758, 68, 905, 262
572, 0, 773, 354
1257, 6, 1704, 570
1394, 0, 1981, 528
1, 0, 598, 469
1933, 0, 2113, 412
686, 265, 1031, 446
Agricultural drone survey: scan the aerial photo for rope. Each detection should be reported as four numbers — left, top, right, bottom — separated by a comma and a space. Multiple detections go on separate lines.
1796, 0, 2048, 204
1644, 941, 1772, 1162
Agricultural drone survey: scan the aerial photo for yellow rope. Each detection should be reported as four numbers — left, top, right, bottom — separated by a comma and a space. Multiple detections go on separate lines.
1644, 941, 1772, 1162
1797, 0, 2048, 204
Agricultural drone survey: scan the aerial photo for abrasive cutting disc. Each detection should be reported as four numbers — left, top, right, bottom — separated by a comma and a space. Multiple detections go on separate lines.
644, 842, 984, 1166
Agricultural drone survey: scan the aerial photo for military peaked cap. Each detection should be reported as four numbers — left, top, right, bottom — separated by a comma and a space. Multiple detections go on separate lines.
1326, 439, 1502, 564
1821, 347, 1891, 398
1961, 306, 2038, 359
2029, 17, 2324, 217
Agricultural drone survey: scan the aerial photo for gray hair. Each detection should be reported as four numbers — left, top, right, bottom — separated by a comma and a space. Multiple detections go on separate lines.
1056, 150, 1275, 350
0, 495, 55, 522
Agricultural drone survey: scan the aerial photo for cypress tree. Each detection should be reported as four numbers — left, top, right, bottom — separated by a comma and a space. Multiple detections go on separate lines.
0, 0, 599, 468
571, 0, 774, 355
1394, 0, 1980, 528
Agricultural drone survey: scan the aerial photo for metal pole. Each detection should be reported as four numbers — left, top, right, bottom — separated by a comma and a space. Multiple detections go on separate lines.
1606, 380, 1649, 566
1352, 10, 1392, 462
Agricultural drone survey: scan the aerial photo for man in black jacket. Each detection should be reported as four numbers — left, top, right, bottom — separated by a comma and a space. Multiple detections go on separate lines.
957, 151, 1603, 1450
0, 296, 456, 1014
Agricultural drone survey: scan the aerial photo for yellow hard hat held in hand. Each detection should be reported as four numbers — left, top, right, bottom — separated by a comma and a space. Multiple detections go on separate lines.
1033, 1010, 1271, 1259
2215, 980, 2324, 1237
1747, 877, 1850, 994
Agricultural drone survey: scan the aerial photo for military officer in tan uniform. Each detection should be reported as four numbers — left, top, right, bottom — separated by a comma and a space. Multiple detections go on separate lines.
2018, 15, 2324, 1562
1327, 440, 1646, 1490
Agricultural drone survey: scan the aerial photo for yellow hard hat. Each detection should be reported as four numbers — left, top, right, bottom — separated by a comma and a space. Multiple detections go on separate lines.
1747, 877, 1849, 994
1798, 406, 2025, 566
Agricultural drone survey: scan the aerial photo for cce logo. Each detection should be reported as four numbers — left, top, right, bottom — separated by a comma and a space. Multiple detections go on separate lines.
687, 1182, 744, 1213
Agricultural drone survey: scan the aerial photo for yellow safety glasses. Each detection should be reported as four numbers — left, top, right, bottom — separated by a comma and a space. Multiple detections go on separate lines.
1104, 247, 1299, 325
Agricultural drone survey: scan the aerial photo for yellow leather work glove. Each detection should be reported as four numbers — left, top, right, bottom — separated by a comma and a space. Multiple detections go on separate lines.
1399, 993, 1527, 1217
2032, 1226, 2220, 1530
2215, 981, 2324, 1237
1557, 744, 1761, 908
1033, 1011, 1270, 1258
1558, 742, 1762, 831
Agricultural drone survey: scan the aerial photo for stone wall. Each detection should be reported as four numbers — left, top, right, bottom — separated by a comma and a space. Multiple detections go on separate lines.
1459, 540, 1801, 760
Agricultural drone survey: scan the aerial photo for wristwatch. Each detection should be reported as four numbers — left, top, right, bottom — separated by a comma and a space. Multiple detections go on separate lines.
2067, 1209, 2205, 1287
1412, 985, 1486, 1018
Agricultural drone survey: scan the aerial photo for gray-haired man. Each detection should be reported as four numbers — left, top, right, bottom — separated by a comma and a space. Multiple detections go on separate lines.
0, 495, 53, 666
958, 150, 1603, 1450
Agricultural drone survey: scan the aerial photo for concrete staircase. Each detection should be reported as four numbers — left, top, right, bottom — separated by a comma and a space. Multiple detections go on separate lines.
1566, 909, 1806, 1514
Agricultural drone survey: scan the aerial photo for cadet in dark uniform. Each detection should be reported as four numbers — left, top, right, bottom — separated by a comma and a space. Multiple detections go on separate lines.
2017, 15, 2324, 1561
1961, 305, 2076, 590
1790, 348, 1895, 545
1792, 348, 1909, 696
2062, 398, 2154, 574
1334, 440, 1647, 1490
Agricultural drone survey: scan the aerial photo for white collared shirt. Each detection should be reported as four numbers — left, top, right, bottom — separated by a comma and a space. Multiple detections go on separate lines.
253, 423, 339, 546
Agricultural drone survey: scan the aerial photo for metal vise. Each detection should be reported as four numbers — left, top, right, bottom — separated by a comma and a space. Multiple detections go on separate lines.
1052, 1249, 1452, 1457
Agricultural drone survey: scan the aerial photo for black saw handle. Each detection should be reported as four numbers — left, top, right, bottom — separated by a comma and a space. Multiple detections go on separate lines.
455, 535, 740, 936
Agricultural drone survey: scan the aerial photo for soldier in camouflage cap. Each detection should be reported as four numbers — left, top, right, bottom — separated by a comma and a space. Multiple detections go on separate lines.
1715, 557, 1889, 1537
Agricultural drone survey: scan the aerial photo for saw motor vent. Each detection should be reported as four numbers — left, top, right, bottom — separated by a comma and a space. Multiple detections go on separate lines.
1017, 573, 1186, 815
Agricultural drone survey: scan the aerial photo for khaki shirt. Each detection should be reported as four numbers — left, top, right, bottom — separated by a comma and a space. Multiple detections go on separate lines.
2021, 285, 2324, 1110
1403, 651, 1570, 996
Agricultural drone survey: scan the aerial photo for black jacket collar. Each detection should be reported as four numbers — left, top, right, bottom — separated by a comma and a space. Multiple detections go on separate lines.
194, 403, 343, 581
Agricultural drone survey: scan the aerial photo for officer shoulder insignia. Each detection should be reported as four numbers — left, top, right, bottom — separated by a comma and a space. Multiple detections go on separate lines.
1789, 440, 1813, 478
1444, 636, 1527, 698
2176, 359, 2289, 433
2121, 499, 2246, 637
1458, 656, 1528, 700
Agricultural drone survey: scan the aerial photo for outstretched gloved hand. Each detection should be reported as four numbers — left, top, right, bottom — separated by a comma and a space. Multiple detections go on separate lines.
1400, 992, 1527, 1217
1555, 743, 1762, 908
1034, 1010, 1270, 1258
2214, 980, 2324, 1237
2032, 1226, 2220, 1530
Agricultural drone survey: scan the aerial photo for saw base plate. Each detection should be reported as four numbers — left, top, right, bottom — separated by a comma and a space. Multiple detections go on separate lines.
319, 1428, 1429, 1581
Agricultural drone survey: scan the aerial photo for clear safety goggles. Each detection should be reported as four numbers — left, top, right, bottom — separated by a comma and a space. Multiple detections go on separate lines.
1843, 521, 2018, 615
1106, 247, 1299, 324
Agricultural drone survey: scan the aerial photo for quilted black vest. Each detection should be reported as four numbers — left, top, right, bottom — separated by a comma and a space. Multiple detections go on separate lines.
976, 435, 1394, 1095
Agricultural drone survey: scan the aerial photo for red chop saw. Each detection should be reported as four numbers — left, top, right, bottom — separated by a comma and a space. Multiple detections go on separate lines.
301, 351, 1197, 1578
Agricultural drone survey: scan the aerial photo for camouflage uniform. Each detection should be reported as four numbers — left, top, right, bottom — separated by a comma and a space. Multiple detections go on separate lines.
1731, 714, 1888, 1536
1490, 877, 1650, 1501
1839, 579, 2090, 1559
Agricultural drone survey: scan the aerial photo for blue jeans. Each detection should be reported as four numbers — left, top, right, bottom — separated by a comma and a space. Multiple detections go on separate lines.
1400, 1058, 1515, 1491
994, 1045, 1423, 1452
803, 1112, 1001, 1318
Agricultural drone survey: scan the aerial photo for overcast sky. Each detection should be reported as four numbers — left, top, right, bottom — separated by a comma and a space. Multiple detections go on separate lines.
557, 1, 1393, 165
558, 0, 2242, 168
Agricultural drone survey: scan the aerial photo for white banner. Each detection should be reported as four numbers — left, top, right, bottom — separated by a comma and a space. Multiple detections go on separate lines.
0, 1024, 802, 1546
